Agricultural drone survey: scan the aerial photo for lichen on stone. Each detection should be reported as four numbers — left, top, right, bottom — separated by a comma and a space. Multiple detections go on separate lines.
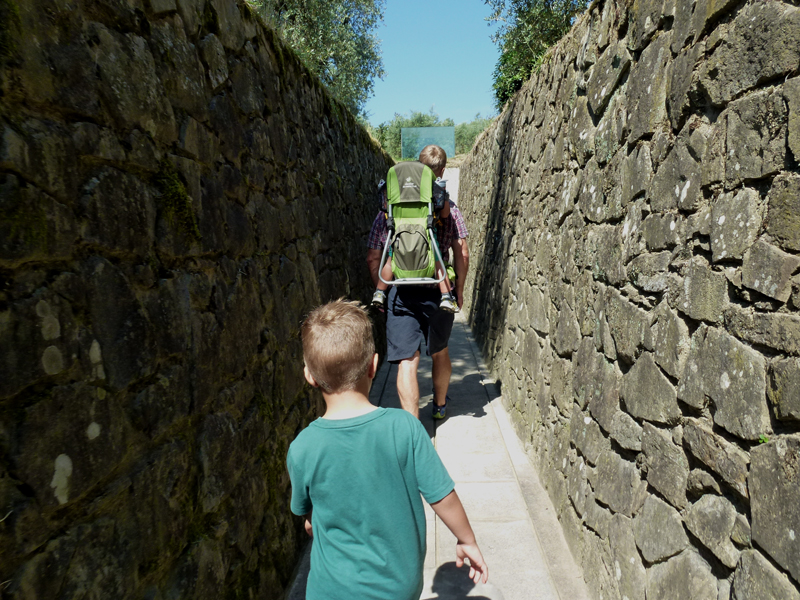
0, 0, 21, 59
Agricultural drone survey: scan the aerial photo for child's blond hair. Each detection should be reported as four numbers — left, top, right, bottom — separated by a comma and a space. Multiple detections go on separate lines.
418, 145, 447, 173
301, 299, 375, 394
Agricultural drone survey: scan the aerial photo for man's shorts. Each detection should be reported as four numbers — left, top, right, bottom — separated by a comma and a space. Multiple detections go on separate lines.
386, 286, 455, 363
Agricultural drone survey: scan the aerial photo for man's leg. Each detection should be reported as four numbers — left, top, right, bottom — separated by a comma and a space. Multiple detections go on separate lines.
397, 351, 421, 417
431, 347, 452, 407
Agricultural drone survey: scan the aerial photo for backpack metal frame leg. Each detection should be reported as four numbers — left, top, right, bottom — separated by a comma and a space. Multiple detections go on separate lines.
377, 204, 448, 287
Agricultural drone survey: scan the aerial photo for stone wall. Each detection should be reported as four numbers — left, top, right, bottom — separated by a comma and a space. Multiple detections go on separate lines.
459, 0, 800, 597
0, 0, 391, 598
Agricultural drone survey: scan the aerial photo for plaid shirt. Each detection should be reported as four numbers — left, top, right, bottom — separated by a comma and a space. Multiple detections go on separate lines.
367, 202, 468, 263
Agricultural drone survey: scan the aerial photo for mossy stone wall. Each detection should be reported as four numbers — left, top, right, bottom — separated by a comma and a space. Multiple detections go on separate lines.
0, 0, 391, 597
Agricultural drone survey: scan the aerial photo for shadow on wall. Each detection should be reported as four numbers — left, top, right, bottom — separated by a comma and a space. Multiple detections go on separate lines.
467, 99, 520, 365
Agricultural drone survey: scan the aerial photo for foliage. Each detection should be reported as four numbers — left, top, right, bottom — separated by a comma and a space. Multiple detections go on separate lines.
367, 110, 495, 161
371, 109, 455, 161
455, 114, 494, 154
486, 0, 584, 110
251, 0, 385, 116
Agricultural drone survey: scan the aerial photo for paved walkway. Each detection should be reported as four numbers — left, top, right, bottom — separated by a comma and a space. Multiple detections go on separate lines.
288, 314, 590, 600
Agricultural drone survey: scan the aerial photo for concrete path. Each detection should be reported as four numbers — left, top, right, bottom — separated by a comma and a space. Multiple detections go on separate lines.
288, 314, 590, 600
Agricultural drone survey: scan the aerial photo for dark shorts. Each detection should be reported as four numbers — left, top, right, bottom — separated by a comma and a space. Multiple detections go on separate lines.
386, 286, 454, 363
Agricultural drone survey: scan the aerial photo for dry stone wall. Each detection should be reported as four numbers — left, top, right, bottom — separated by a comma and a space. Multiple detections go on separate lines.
459, 0, 800, 597
0, 0, 391, 598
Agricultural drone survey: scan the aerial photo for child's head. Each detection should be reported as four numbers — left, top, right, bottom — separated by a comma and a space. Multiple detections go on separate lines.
419, 145, 447, 177
301, 299, 376, 394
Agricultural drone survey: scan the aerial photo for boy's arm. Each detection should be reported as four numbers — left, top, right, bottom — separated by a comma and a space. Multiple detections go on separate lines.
304, 510, 313, 537
430, 490, 488, 584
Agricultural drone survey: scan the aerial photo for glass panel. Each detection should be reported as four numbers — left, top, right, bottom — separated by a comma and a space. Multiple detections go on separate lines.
400, 126, 456, 160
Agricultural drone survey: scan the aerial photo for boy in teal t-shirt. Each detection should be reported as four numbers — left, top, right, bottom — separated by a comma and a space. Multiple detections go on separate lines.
287, 300, 488, 600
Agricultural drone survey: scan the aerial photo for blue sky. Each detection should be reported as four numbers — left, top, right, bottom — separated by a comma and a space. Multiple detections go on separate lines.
363, 0, 501, 126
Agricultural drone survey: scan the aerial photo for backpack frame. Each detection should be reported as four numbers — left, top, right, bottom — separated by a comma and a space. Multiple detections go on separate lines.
377, 161, 448, 287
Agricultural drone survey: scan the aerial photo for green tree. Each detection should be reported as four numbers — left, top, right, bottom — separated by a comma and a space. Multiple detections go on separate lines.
252, 0, 385, 116
455, 113, 494, 154
486, 0, 584, 110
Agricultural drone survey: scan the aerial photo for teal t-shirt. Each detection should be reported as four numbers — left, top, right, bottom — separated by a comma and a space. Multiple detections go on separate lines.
287, 407, 454, 600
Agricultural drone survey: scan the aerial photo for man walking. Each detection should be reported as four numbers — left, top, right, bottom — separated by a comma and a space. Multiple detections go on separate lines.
366, 146, 469, 419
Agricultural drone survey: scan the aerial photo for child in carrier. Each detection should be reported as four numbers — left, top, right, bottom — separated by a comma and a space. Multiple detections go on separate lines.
371, 145, 458, 313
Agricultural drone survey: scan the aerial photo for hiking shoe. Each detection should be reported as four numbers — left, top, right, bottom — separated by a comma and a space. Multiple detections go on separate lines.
439, 294, 458, 313
371, 289, 387, 307
432, 401, 446, 420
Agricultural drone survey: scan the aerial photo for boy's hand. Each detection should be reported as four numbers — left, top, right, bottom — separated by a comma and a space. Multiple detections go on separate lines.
304, 512, 313, 537
456, 542, 488, 584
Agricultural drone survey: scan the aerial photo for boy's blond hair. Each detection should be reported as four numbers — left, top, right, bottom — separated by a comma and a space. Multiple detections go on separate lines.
301, 299, 375, 394
418, 145, 447, 173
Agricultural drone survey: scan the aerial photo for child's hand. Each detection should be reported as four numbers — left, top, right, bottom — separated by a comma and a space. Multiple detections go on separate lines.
456, 542, 488, 584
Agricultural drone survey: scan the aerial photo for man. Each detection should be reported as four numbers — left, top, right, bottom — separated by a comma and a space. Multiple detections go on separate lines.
366, 145, 470, 419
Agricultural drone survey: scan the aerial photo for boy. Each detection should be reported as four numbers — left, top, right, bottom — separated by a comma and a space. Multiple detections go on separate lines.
371, 145, 458, 313
287, 300, 488, 599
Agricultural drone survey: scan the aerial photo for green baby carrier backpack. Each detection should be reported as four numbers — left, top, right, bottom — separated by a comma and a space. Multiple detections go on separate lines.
377, 161, 447, 285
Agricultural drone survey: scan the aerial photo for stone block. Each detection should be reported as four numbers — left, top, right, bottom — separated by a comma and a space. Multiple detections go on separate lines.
230, 58, 265, 117
702, 116, 727, 186
80, 168, 157, 258
209, 0, 246, 50
678, 326, 770, 441
605, 288, 651, 365
743, 239, 800, 304
688, 468, 722, 497
89, 23, 177, 143
586, 39, 631, 116
568, 95, 595, 166
84, 256, 154, 390
621, 143, 653, 206
628, 251, 672, 293
567, 454, 590, 517
570, 407, 608, 466
628, 0, 665, 51
634, 495, 689, 562
642, 423, 690, 509
15, 383, 132, 509
767, 173, 800, 253
627, 32, 671, 143
733, 550, 800, 600
0, 175, 78, 270
699, 2, 800, 106
646, 550, 718, 600
711, 188, 763, 262
611, 411, 642, 452
642, 213, 681, 251
621, 353, 681, 425
724, 305, 800, 355
732, 513, 752, 548
149, 16, 208, 120
592, 451, 647, 517
587, 225, 626, 285
651, 301, 690, 380
726, 88, 788, 187
685, 494, 741, 568
552, 357, 573, 418
679, 256, 728, 323
683, 418, 750, 498
750, 435, 800, 583
594, 96, 627, 165
649, 139, 702, 212
608, 514, 646, 599
788, 77, 800, 162
585, 496, 612, 539
587, 359, 620, 434
768, 358, 800, 422
579, 159, 606, 223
